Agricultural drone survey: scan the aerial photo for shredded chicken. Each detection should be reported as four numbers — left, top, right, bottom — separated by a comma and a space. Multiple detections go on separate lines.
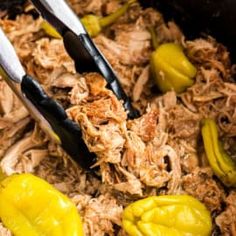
0, 224, 11, 236
72, 194, 123, 236
0, 131, 47, 175
0, 0, 236, 235
216, 191, 236, 236
132, 65, 150, 102
182, 167, 225, 212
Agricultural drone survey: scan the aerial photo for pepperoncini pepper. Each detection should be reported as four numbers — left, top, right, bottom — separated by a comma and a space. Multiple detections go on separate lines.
41, 0, 136, 38
0, 173, 84, 236
40, 20, 62, 39
150, 42, 197, 93
81, 0, 136, 37
122, 195, 212, 236
201, 118, 236, 187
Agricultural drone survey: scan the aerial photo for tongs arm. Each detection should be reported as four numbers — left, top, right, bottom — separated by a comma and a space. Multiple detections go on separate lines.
0, 27, 96, 170
30, 0, 139, 119
21, 75, 97, 169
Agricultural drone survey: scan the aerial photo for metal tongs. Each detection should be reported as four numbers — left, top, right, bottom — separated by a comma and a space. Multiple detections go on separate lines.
30, 0, 139, 119
0, 27, 96, 170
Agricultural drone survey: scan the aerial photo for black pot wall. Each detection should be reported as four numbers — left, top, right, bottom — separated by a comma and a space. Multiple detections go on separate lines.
139, 0, 236, 62
0, 0, 26, 17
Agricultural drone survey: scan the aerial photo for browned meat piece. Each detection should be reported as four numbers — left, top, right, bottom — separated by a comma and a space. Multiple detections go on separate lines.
182, 167, 225, 212
216, 191, 236, 236
127, 108, 158, 142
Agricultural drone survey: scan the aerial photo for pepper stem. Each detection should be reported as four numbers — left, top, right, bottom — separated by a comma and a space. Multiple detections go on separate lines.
99, 0, 136, 28
148, 26, 159, 50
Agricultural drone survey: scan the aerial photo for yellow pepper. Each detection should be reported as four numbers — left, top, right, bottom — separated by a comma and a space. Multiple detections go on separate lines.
150, 43, 197, 93
81, 0, 136, 37
0, 173, 84, 236
122, 195, 212, 236
40, 21, 62, 39
201, 118, 236, 187
41, 0, 136, 38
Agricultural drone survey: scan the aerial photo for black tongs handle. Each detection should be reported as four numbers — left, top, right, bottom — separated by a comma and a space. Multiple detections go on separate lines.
30, 0, 139, 119
21, 75, 96, 169
0, 24, 96, 170
63, 31, 139, 119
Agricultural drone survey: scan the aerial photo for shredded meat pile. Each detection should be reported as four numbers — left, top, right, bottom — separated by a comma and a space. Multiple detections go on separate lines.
0, 1, 236, 235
